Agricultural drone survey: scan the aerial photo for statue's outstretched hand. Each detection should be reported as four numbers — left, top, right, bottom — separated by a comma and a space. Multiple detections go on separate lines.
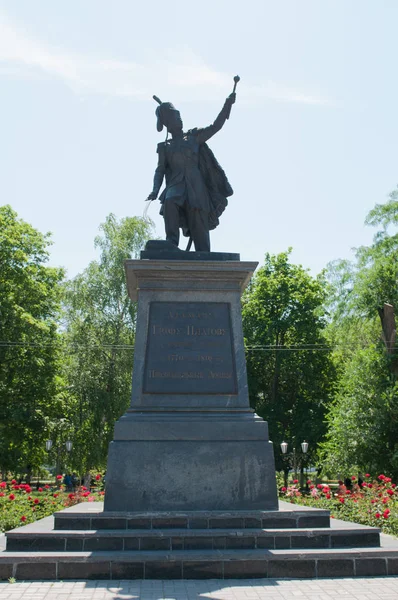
146, 192, 157, 201
226, 92, 236, 105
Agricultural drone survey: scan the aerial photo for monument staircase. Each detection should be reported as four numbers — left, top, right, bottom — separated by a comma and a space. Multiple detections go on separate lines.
2, 501, 398, 580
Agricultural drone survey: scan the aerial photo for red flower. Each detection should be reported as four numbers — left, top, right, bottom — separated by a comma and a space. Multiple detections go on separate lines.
368, 484, 373, 489
310, 485, 315, 489
82, 486, 87, 491
12, 485, 20, 490
95, 474, 101, 481
24, 486, 32, 494
0, 482, 6, 489
28, 496, 32, 501
99, 491, 105, 496
365, 473, 370, 478
387, 489, 394, 496
375, 512, 381, 519
34, 498, 39, 505
385, 477, 392, 483
20, 516, 27, 522
0, 493, 4, 497
383, 509, 390, 518
307, 480, 312, 485
38, 487, 43, 492
56, 475, 62, 480
326, 493, 331, 499
82, 492, 90, 497
53, 493, 59, 498
392, 484, 397, 488
11, 479, 16, 484
317, 484, 323, 489
371, 499, 376, 504
351, 476, 356, 481
378, 474, 386, 481
8, 494, 15, 501
281, 487, 287, 492
345, 490, 351, 495
382, 498, 388, 504
339, 497, 345, 504
44, 485, 50, 489
68, 493, 75, 499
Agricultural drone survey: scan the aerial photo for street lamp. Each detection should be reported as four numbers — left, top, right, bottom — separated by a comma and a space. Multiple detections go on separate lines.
45, 439, 73, 476
280, 441, 309, 487
45, 439, 73, 452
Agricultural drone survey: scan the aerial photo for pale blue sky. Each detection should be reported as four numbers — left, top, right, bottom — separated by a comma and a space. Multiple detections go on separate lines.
1, 1, 396, 277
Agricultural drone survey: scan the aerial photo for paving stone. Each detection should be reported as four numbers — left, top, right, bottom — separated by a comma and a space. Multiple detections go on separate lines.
267, 559, 316, 579
91, 518, 127, 530
223, 560, 268, 579
144, 561, 183, 579
290, 534, 330, 549
317, 558, 354, 577
127, 519, 152, 530
15, 562, 56, 580
355, 557, 387, 576
110, 561, 144, 579
140, 537, 170, 551
387, 557, 398, 575
58, 562, 111, 580
188, 518, 208, 529
183, 560, 223, 579
151, 518, 187, 529
83, 537, 123, 551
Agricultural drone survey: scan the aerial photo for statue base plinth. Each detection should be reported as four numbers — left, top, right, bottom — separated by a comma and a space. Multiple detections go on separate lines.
104, 258, 278, 512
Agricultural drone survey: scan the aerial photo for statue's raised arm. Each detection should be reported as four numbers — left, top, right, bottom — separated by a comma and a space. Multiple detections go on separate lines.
145, 76, 240, 253
195, 92, 236, 145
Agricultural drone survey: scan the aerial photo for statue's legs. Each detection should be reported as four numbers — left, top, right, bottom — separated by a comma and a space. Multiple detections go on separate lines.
163, 197, 210, 252
186, 207, 210, 252
163, 198, 180, 247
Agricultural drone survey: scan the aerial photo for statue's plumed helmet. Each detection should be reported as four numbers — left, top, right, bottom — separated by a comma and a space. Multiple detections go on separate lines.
154, 97, 179, 132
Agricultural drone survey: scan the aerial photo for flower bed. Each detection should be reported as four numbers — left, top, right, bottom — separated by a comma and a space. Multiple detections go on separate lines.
279, 474, 398, 537
0, 477, 105, 533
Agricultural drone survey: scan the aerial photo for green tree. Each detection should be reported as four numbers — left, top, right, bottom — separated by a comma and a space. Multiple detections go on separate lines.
0, 205, 64, 476
61, 214, 153, 476
242, 251, 335, 474
321, 189, 398, 478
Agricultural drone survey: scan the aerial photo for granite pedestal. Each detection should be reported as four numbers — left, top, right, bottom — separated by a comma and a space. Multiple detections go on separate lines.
104, 253, 278, 512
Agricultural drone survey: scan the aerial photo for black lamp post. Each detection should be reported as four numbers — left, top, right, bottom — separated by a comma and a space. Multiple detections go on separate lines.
280, 440, 309, 487
45, 439, 73, 475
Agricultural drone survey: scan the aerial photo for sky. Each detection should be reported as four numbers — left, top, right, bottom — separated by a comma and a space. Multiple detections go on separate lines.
1, 0, 397, 278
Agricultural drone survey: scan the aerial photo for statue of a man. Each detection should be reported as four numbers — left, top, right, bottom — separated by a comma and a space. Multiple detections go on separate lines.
146, 93, 236, 252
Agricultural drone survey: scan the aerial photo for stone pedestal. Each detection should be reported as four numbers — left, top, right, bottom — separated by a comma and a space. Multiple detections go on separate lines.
104, 256, 278, 511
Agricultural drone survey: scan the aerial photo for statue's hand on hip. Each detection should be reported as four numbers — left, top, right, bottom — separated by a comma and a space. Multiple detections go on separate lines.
146, 192, 157, 201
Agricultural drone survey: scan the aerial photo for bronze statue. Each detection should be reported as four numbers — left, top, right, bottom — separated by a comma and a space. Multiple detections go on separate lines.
146, 77, 240, 252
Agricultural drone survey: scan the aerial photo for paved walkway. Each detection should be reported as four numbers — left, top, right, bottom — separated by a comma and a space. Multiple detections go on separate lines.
0, 578, 397, 599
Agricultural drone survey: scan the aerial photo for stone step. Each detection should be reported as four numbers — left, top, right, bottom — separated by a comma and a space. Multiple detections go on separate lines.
1, 547, 398, 580
6, 526, 380, 552
53, 508, 330, 531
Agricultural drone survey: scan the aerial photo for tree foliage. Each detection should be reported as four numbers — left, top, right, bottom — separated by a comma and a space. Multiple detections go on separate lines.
60, 214, 153, 474
242, 251, 335, 470
321, 189, 398, 478
0, 205, 64, 475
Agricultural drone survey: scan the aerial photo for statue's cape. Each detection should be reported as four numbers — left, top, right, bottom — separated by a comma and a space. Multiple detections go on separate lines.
196, 135, 233, 231
159, 131, 233, 235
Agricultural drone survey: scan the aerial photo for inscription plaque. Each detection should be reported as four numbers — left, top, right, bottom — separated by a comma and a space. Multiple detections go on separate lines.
143, 302, 237, 394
